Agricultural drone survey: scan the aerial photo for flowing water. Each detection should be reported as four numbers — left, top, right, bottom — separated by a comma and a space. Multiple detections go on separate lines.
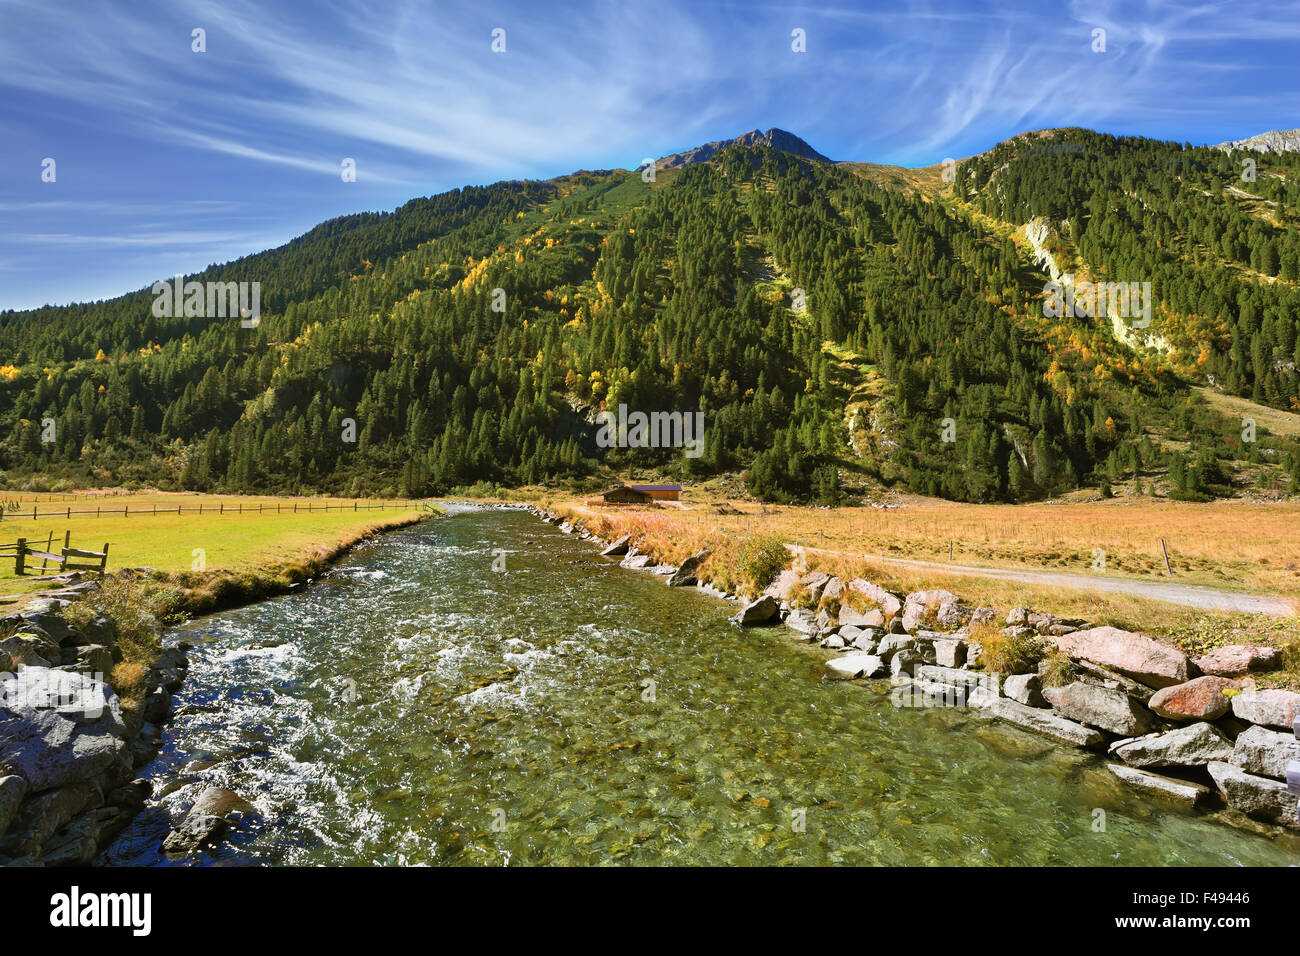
102, 507, 1300, 866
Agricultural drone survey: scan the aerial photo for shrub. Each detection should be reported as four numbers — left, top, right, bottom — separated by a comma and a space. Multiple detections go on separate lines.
735, 535, 790, 597
975, 623, 1049, 675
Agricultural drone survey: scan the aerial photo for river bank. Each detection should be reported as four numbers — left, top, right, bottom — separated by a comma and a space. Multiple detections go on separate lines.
530, 504, 1300, 840
0, 511, 431, 866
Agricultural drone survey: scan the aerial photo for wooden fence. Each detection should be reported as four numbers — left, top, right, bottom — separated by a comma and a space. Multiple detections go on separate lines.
0, 530, 109, 575
0, 499, 412, 521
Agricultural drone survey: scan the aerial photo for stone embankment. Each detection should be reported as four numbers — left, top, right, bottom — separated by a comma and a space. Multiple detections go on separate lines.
533, 506, 1300, 835
0, 576, 198, 865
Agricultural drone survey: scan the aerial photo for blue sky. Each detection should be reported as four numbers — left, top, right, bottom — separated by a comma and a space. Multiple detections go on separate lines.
2, 0, 1298, 311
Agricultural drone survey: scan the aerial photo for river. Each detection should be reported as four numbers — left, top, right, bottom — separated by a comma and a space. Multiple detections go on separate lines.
100, 507, 1300, 865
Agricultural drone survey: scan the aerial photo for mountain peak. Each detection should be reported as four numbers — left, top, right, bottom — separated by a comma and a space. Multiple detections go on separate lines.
1214, 128, 1300, 153
655, 128, 831, 170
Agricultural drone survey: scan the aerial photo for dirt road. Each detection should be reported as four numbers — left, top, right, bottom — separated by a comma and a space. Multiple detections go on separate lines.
797, 547, 1296, 616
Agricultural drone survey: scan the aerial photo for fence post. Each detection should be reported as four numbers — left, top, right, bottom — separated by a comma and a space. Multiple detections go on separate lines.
220, 503, 224, 515
32, 506, 36, 520
66, 507, 70, 519
124, 505, 129, 518
15, 538, 25, 576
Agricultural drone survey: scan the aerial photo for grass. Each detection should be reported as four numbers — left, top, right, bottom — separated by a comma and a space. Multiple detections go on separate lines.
0, 492, 429, 604
542, 493, 1300, 690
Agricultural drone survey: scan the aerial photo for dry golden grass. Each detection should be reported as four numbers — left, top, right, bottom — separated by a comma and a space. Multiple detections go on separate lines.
546, 492, 1300, 688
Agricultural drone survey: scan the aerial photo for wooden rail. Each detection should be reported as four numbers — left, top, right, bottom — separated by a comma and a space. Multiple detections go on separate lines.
3, 531, 109, 575
0, 499, 412, 521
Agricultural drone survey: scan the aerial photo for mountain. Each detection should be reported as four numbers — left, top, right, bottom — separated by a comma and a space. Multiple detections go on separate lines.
1, 128, 1298, 503
655, 127, 831, 169
1215, 128, 1300, 153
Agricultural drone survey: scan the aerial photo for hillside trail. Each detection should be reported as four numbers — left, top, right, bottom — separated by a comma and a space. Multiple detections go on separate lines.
792, 545, 1296, 617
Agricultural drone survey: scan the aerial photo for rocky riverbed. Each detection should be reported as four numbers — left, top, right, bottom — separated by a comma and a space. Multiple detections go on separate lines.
535, 506, 1300, 837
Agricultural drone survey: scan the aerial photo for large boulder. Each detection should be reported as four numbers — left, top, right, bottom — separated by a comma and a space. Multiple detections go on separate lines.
0, 668, 128, 792
837, 606, 886, 629
1192, 644, 1282, 677
1147, 676, 1239, 721
763, 569, 801, 603
1042, 682, 1156, 736
900, 590, 960, 633
0, 774, 28, 840
1113, 722, 1234, 768
846, 580, 902, 621
1230, 689, 1300, 730
1003, 673, 1045, 707
1051, 626, 1192, 689
875, 634, 916, 661
933, 638, 967, 669
968, 687, 1105, 748
161, 786, 253, 853
732, 596, 779, 627
667, 550, 710, 587
1107, 764, 1217, 811
1230, 725, 1299, 780
600, 535, 631, 557
1206, 762, 1299, 828
0, 633, 60, 669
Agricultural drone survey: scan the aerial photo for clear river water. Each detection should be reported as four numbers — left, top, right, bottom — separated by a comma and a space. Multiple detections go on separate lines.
101, 507, 1300, 866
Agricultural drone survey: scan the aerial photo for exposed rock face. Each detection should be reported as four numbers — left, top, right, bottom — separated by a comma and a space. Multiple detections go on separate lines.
968, 687, 1105, 748
1206, 762, 1300, 827
1108, 764, 1216, 810
733, 596, 779, 626
1113, 722, 1235, 768
1042, 682, 1156, 736
0, 668, 128, 792
846, 580, 902, 621
1051, 626, 1192, 689
1230, 725, 1300, 780
1192, 644, 1281, 677
1229, 689, 1300, 730
1147, 676, 1239, 721
655, 127, 832, 170
1215, 128, 1300, 153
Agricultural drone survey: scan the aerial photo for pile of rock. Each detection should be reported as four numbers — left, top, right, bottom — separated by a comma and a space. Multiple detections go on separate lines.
741, 572, 1300, 833
0, 601, 190, 865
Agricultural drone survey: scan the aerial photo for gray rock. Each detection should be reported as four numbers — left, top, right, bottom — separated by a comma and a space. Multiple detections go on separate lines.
837, 625, 863, 643
0, 774, 28, 840
0, 668, 128, 791
935, 601, 973, 630
0, 633, 59, 669
876, 634, 916, 660
851, 632, 879, 653
820, 635, 846, 650
900, 590, 960, 633
18, 613, 73, 645
39, 806, 122, 866
0, 778, 103, 858
968, 687, 1106, 748
620, 554, 653, 570
1113, 722, 1235, 768
1230, 725, 1299, 780
1042, 682, 1155, 736
837, 606, 885, 629
1206, 761, 1300, 827
72, 645, 115, 677
1193, 644, 1282, 676
784, 609, 818, 636
1052, 626, 1192, 689
1230, 689, 1300, 730
913, 664, 998, 695
600, 535, 631, 557
1003, 673, 1045, 707
890, 648, 921, 678
933, 638, 967, 668
160, 786, 254, 853
825, 654, 887, 680
846, 579, 902, 620
733, 595, 779, 626
1107, 764, 1216, 810
1006, 607, 1029, 626
667, 550, 709, 587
